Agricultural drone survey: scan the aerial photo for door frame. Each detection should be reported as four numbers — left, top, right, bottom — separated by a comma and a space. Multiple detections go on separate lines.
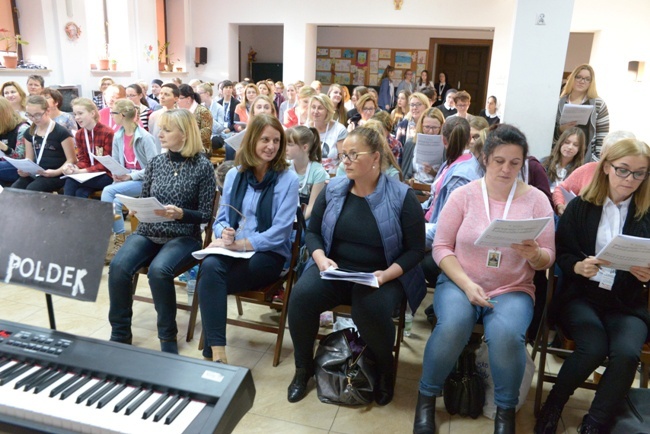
428, 37, 493, 106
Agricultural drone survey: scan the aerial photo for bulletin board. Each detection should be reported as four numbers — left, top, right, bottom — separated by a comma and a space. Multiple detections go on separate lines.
316, 47, 428, 88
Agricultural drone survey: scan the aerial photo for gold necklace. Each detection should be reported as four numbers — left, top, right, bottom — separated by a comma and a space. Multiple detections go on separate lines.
168, 152, 188, 176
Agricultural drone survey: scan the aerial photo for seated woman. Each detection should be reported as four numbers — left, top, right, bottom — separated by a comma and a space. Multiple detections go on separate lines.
347, 93, 378, 131
233, 84, 260, 132
197, 114, 299, 364
279, 82, 298, 125
149, 83, 179, 151
102, 99, 159, 263
535, 138, 650, 434
0, 97, 29, 185
284, 86, 317, 129
287, 126, 425, 406
390, 89, 411, 135
411, 107, 446, 184
541, 127, 586, 193
552, 130, 635, 216
479, 95, 501, 126
108, 109, 216, 354
308, 94, 347, 173
26, 75, 44, 96
2, 81, 28, 121
414, 124, 555, 434
42, 88, 77, 134
327, 83, 348, 126
178, 84, 213, 153
62, 98, 114, 197
125, 84, 152, 131
98, 84, 127, 131
12, 96, 76, 192
395, 92, 431, 178
286, 125, 328, 220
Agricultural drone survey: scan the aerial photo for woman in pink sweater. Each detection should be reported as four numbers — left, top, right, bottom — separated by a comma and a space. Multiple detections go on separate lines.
414, 124, 555, 434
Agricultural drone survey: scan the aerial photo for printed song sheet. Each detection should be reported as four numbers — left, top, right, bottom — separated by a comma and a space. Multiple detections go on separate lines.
595, 234, 650, 271
474, 217, 552, 248
414, 134, 444, 166
91, 154, 131, 176
1, 154, 44, 176
115, 194, 173, 223
225, 131, 246, 152
320, 267, 379, 288
559, 103, 594, 126
61, 172, 107, 183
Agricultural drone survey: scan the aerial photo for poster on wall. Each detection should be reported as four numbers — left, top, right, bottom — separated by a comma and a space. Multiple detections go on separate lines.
353, 69, 366, 85
316, 71, 332, 85
335, 59, 351, 72
417, 50, 427, 64
394, 51, 413, 69
369, 61, 378, 74
416, 63, 426, 75
316, 58, 332, 71
369, 74, 379, 86
356, 50, 368, 67
370, 49, 379, 62
317, 47, 329, 57
343, 49, 354, 59
330, 49, 342, 58
379, 49, 391, 59
334, 73, 351, 85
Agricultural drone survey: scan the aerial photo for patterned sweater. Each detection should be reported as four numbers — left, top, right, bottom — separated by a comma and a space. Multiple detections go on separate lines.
136, 151, 216, 242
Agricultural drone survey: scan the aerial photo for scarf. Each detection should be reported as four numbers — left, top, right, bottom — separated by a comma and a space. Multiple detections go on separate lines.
230, 168, 279, 233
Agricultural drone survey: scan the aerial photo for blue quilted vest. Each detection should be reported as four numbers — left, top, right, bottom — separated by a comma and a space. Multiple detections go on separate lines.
311, 174, 426, 312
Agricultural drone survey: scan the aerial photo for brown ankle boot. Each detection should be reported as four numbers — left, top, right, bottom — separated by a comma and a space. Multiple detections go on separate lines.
105, 233, 126, 264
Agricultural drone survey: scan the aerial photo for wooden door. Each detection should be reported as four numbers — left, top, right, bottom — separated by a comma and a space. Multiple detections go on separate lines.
429, 38, 492, 116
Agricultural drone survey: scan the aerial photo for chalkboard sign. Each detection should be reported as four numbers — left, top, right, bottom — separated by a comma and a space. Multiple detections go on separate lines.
0, 189, 113, 302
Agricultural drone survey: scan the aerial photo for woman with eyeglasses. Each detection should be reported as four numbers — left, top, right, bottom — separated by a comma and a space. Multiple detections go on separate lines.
107, 109, 216, 354
197, 114, 299, 364
535, 138, 650, 434
411, 107, 446, 183
178, 84, 213, 153
347, 93, 378, 131
102, 99, 159, 263
396, 95, 433, 180
287, 125, 425, 406
554, 64, 609, 163
125, 84, 152, 132
11, 95, 76, 192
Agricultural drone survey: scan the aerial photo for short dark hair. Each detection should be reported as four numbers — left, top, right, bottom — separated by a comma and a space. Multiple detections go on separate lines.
41, 87, 62, 109
480, 124, 529, 171
221, 80, 233, 88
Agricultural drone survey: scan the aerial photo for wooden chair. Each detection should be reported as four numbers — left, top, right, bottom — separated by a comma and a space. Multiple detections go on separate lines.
533, 274, 650, 415
410, 181, 431, 204
197, 208, 304, 366
131, 190, 221, 342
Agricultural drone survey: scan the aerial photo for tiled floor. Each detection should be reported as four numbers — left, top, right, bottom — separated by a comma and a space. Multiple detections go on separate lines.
0, 272, 605, 433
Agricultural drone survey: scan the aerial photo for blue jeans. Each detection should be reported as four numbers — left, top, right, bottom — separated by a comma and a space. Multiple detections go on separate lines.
101, 180, 143, 233
419, 273, 533, 409
197, 251, 284, 354
0, 161, 18, 184
108, 234, 201, 342
63, 173, 113, 198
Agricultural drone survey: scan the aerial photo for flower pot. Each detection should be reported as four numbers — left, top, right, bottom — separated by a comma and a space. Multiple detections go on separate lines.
110, 63, 117, 71
164, 64, 171, 72
158, 62, 165, 71
3, 55, 18, 69
99, 59, 109, 70
176, 67, 183, 72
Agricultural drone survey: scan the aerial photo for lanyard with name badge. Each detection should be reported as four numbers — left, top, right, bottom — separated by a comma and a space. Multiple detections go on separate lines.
35, 120, 55, 166
84, 127, 95, 165
482, 178, 517, 268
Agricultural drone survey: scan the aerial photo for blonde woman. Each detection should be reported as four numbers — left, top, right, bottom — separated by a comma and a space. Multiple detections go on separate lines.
108, 109, 216, 354
233, 83, 260, 131
327, 83, 348, 126
0, 97, 29, 184
390, 89, 411, 134
1, 81, 28, 120
308, 94, 347, 173
284, 86, 317, 128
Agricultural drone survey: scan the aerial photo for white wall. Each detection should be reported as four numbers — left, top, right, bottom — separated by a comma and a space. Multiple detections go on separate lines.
565, 33, 593, 73
238, 25, 284, 80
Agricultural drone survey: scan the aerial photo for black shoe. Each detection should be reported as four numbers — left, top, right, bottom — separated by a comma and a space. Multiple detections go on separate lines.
374, 371, 395, 406
160, 339, 178, 354
287, 368, 313, 403
494, 407, 515, 434
578, 415, 602, 434
413, 392, 436, 434
534, 399, 563, 434
109, 333, 132, 345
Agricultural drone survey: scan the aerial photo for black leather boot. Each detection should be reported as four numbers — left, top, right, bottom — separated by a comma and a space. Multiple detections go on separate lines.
534, 398, 564, 434
287, 368, 313, 403
374, 371, 395, 406
494, 407, 515, 434
413, 392, 436, 434
578, 414, 602, 434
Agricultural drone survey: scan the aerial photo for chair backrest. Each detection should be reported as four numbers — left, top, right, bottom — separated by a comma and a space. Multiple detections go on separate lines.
202, 190, 221, 249
286, 206, 305, 282
411, 181, 431, 203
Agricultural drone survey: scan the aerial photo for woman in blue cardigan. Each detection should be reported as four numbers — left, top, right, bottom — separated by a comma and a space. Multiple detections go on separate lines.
378, 65, 396, 112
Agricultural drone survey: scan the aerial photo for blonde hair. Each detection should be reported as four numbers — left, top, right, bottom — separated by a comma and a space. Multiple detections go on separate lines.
297, 86, 317, 101
355, 93, 377, 113
235, 114, 289, 172
236, 84, 260, 112
70, 97, 99, 122
308, 94, 335, 124
26, 95, 49, 135
1, 81, 27, 110
250, 95, 277, 117
0, 97, 25, 133
561, 64, 599, 100
581, 139, 650, 219
363, 119, 403, 181
113, 99, 138, 122
158, 109, 204, 157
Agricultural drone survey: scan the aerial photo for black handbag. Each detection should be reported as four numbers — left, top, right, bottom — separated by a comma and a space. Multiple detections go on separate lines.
314, 328, 377, 406
611, 388, 650, 434
443, 344, 485, 419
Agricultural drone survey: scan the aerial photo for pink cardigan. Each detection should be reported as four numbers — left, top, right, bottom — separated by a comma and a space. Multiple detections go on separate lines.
433, 180, 555, 301
551, 162, 597, 209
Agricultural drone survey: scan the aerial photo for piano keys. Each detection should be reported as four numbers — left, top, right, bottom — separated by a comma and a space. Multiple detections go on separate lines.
0, 320, 255, 433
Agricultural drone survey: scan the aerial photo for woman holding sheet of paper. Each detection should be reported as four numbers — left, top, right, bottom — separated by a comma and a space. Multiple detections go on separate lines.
414, 124, 555, 434
287, 125, 425, 406
554, 64, 609, 163
535, 138, 650, 434
11, 95, 76, 192
107, 109, 216, 354
101, 99, 158, 263
196, 114, 298, 364
61, 98, 114, 198
0, 97, 29, 185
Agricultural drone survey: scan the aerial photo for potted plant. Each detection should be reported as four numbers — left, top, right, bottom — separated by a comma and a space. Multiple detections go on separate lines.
110, 59, 117, 71
0, 28, 29, 69
98, 44, 110, 70
158, 41, 171, 71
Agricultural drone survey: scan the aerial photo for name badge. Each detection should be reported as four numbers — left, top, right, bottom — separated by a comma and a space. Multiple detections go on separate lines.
487, 249, 501, 268
598, 267, 616, 290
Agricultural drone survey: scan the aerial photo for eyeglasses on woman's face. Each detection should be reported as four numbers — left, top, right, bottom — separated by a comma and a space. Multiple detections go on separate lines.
574, 74, 592, 83
609, 164, 649, 181
337, 151, 372, 162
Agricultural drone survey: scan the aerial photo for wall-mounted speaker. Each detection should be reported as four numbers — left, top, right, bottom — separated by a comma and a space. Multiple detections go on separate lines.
195, 47, 207, 67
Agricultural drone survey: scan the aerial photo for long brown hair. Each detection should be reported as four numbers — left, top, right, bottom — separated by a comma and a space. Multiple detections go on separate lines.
542, 127, 586, 184
0, 97, 25, 134
235, 114, 289, 172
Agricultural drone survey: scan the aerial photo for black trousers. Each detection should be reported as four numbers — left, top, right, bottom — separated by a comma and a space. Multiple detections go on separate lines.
12, 175, 65, 192
288, 265, 404, 374
551, 298, 647, 426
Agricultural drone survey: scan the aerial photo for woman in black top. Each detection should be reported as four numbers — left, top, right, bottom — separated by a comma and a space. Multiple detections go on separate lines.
287, 126, 426, 406
107, 109, 216, 354
12, 95, 75, 192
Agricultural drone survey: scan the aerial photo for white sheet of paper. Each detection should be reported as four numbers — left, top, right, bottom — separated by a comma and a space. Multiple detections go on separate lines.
61, 171, 107, 183
559, 186, 577, 203
1, 155, 44, 176
91, 154, 131, 176
319, 266, 379, 288
225, 130, 246, 152
474, 217, 552, 248
192, 247, 255, 260
595, 234, 650, 271
414, 134, 444, 166
115, 194, 173, 223
559, 103, 594, 126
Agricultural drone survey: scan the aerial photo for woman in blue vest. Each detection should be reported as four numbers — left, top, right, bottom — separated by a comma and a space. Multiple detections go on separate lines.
287, 126, 426, 405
